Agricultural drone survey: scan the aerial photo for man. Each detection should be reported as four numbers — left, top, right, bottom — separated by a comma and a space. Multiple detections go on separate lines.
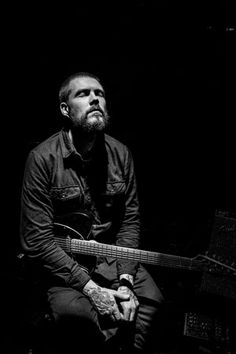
20, 72, 164, 353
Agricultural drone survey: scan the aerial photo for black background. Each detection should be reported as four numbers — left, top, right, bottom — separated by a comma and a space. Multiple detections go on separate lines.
2, 1, 236, 352
5, 0, 235, 256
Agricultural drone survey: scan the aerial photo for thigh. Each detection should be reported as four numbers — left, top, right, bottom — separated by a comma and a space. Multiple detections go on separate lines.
47, 286, 98, 321
47, 286, 106, 352
134, 264, 164, 303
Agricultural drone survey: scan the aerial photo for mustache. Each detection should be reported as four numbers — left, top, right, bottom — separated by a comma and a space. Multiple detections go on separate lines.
86, 106, 104, 115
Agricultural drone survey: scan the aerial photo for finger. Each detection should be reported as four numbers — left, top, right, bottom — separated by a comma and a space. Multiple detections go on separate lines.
112, 304, 122, 321
123, 307, 131, 321
129, 308, 136, 321
134, 298, 139, 308
114, 290, 130, 300
110, 313, 116, 322
120, 313, 125, 321
109, 289, 130, 300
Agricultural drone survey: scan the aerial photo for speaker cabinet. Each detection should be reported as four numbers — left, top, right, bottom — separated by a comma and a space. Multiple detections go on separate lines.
200, 209, 236, 301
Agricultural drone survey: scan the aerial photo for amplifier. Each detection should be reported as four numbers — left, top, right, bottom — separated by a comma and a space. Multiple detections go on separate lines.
183, 311, 231, 345
200, 209, 236, 301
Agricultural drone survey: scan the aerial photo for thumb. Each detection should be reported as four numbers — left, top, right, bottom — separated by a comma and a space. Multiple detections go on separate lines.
112, 289, 130, 300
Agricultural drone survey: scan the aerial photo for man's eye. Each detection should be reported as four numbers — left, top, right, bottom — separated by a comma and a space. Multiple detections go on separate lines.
77, 90, 89, 97
96, 90, 105, 97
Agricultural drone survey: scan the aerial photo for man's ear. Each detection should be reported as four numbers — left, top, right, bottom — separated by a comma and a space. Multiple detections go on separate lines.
60, 102, 70, 117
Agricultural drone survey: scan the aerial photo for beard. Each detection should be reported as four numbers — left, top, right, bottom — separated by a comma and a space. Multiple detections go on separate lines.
74, 108, 110, 133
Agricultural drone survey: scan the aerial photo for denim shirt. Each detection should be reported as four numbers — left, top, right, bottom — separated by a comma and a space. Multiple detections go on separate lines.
20, 129, 140, 290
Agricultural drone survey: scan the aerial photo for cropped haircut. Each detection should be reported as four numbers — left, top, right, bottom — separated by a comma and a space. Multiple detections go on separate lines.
58, 72, 102, 103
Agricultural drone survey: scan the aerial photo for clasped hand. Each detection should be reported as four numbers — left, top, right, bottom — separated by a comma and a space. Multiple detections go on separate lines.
84, 284, 139, 322
118, 285, 139, 321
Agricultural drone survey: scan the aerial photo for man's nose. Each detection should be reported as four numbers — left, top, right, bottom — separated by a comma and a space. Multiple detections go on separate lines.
89, 92, 99, 105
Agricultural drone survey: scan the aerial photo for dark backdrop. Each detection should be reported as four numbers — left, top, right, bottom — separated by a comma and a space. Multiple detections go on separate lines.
6, 1, 235, 256
2, 1, 236, 352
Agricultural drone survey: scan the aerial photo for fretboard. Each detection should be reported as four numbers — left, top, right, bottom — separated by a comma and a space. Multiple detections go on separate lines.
54, 237, 202, 272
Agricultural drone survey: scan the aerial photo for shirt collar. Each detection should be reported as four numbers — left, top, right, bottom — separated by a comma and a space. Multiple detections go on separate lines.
60, 127, 77, 159
60, 128, 95, 164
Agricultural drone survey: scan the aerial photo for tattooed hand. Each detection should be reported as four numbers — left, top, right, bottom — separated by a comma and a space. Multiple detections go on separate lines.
118, 286, 139, 322
83, 280, 130, 321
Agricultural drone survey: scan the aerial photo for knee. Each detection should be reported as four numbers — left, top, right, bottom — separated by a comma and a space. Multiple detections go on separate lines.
150, 284, 165, 305
53, 305, 103, 348
48, 288, 98, 325
47, 288, 105, 352
53, 301, 99, 328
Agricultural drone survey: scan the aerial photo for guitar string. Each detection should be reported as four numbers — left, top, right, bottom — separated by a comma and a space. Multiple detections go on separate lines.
54, 237, 195, 269
54, 237, 192, 266
54, 237, 234, 275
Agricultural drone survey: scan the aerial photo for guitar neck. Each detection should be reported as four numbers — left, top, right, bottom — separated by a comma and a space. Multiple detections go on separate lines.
55, 237, 202, 272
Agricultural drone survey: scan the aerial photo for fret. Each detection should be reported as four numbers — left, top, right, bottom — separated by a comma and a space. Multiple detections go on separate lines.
55, 238, 200, 271
53, 219, 236, 277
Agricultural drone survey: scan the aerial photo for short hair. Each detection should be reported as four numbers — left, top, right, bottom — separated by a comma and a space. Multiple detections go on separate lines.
58, 72, 102, 103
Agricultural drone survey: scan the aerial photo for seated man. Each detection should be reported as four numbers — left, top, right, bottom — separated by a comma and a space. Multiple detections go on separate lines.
20, 71, 164, 353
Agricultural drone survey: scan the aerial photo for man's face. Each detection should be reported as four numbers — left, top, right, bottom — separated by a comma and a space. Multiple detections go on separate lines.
61, 76, 109, 132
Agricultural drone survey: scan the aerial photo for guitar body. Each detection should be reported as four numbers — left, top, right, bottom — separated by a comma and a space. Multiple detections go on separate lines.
54, 212, 97, 274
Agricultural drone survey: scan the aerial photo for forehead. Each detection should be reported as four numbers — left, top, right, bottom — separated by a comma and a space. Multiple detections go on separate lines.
69, 76, 104, 92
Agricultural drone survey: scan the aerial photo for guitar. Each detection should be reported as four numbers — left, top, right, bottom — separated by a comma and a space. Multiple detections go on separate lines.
54, 212, 236, 277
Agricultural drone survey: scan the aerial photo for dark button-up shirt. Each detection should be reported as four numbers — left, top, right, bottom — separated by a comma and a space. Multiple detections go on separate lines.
20, 129, 140, 290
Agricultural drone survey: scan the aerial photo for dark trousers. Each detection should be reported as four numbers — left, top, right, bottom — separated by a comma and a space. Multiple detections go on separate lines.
47, 261, 164, 353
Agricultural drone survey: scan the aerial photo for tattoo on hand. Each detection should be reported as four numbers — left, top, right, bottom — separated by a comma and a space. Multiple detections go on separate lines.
86, 287, 115, 315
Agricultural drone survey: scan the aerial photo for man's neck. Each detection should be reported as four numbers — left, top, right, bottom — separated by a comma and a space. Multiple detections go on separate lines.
69, 129, 97, 159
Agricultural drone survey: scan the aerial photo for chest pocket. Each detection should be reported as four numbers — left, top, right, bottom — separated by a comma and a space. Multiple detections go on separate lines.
50, 186, 84, 216
97, 181, 126, 220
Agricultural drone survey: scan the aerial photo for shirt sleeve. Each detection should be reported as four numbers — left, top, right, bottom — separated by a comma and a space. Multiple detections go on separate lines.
115, 147, 141, 278
20, 150, 90, 290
